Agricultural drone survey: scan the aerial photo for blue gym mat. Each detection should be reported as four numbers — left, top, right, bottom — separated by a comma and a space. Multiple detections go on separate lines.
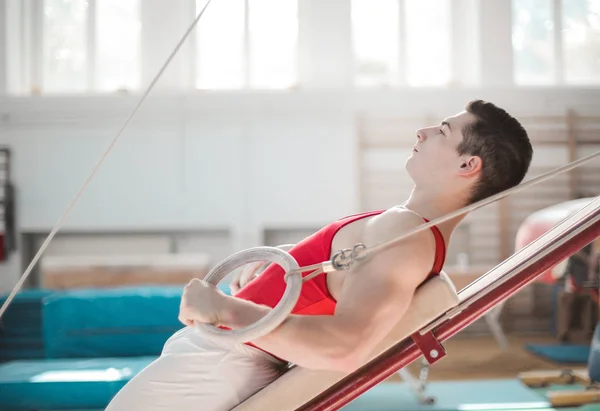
525, 343, 591, 364
0, 356, 155, 410
0, 289, 54, 361
342, 379, 551, 411
42, 284, 232, 358
0, 363, 554, 411
42, 286, 186, 358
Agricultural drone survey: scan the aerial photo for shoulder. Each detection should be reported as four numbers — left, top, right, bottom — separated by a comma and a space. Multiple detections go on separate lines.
364, 207, 435, 244
362, 208, 437, 283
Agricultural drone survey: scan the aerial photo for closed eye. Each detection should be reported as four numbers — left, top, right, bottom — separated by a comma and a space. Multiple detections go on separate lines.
440, 120, 451, 135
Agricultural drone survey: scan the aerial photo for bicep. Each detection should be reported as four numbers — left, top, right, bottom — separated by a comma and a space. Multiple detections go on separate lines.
334, 269, 415, 340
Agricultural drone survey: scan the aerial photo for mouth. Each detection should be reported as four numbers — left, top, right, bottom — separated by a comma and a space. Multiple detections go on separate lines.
412, 148, 418, 153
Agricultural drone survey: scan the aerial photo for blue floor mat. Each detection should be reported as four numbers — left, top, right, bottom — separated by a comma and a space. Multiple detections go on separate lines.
0, 359, 577, 411
525, 343, 591, 364
0, 356, 155, 410
342, 379, 551, 411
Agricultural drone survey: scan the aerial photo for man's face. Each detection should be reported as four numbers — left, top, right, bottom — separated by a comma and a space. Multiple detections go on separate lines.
405, 110, 477, 183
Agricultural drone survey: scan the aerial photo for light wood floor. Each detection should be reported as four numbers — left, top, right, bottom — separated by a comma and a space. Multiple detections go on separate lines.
394, 334, 585, 382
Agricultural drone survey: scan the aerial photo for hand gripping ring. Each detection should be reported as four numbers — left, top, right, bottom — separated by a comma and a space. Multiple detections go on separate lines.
195, 246, 302, 344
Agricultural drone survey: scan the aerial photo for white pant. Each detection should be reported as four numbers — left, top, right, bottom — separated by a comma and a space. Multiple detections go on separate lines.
106, 326, 287, 411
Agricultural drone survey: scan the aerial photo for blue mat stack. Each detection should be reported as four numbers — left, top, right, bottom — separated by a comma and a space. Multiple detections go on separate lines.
43, 286, 186, 358
0, 290, 54, 362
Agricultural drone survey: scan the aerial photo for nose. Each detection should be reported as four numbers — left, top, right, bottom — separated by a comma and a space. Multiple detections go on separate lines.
416, 129, 427, 142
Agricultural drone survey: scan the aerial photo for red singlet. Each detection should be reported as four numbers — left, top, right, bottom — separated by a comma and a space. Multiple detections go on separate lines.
233, 209, 447, 355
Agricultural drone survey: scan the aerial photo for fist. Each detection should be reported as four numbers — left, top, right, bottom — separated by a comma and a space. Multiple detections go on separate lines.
178, 278, 228, 327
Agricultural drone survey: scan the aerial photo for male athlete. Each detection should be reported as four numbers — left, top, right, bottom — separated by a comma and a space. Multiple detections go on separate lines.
106, 100, 533, 410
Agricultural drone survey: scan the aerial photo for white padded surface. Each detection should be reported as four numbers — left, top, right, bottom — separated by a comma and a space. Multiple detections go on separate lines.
233, 271, 459, 411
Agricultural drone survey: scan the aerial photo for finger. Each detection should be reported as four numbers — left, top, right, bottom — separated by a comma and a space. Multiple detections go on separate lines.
185, 278, 202, 289
239, 261, 267, 287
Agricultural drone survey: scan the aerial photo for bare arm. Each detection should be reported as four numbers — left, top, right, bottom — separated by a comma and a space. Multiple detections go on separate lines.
218, 210, 436, 372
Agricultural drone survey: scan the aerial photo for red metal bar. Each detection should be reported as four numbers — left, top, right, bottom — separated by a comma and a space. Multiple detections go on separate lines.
298, 209, 600, 411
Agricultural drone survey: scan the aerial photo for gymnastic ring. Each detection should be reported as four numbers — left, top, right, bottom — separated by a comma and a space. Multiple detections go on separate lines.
194, 246, 302, 343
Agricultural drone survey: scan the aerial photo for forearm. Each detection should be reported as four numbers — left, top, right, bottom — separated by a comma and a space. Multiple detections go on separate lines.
219, 296, 359, 371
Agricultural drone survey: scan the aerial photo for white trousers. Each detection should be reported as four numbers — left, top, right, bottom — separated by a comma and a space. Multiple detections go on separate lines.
105, 326, 287, 411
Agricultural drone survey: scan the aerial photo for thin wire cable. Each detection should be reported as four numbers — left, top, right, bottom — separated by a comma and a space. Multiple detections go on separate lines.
290, 149, 600, 275
0, 0, 213, 320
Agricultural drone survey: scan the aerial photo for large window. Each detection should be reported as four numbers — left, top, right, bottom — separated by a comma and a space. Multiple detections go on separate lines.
42, 0, 141, 93
95, 1, 141, 92
512, 0, 557, 85
563, 0, 600, 84
43, 0, 88, 92
351, 0, 400, 87
512, 0, 600, 85
404, 0, 451, 87
195, 0, 298, 90
352, 0, 452, 87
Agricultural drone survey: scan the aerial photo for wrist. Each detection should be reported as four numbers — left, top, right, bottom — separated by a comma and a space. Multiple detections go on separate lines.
218, 295, 269, 330
217, 295, 239, 328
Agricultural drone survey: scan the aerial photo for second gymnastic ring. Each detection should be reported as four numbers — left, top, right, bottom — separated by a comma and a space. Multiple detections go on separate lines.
238, 244, 295, 287
194, 246, 302, 343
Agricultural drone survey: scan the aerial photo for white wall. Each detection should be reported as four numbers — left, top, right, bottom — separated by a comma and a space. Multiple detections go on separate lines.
2, 88, 599, 228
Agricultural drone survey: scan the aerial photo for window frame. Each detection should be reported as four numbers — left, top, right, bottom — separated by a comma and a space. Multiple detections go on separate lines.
16, 0, 144, 95
193, 0, 300, 91
4, 0, 600, 95
512, 0, 600, 86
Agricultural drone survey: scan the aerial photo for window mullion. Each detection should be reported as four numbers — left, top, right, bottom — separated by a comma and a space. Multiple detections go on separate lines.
87, 0, 96, 92
552, 0, 564, 85
397, 0, 406, 87
28, 0, 43, 93
244, 0, 250, 88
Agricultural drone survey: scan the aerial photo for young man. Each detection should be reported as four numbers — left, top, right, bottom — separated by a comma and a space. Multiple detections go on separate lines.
106, 100, 533, 411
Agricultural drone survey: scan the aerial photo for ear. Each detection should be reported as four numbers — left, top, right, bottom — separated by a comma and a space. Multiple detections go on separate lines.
458, 156, 482, 177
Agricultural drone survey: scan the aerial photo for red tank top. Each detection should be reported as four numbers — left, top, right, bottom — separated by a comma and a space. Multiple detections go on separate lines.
233, 209, 447, 353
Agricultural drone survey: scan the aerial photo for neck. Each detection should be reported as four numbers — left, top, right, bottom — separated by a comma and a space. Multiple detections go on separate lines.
401, 185, 468, 236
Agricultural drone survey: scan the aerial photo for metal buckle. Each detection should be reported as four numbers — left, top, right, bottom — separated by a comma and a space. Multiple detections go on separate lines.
331, 243, 368, 271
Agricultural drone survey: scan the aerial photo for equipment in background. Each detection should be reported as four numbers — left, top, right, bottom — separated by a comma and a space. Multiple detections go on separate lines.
0, 147, 15, 261
39, 253, 211, 290
520, 322, 600, 407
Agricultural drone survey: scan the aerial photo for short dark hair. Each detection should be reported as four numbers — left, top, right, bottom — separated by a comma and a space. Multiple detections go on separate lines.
457, 100, 533, 204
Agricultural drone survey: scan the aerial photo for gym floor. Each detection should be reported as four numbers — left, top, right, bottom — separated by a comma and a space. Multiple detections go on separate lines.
402, 334, 582, 382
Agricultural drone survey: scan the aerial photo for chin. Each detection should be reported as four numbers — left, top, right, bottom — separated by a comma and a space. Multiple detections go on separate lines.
404, 159, 416, 182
